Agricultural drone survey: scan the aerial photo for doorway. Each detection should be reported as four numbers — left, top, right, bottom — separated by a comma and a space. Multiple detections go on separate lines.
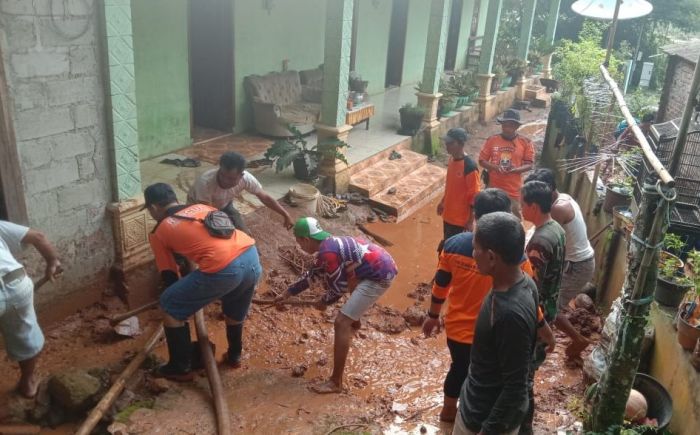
444, 0, 463, 71
189, 0, 234, 137
385, 0, 409, 88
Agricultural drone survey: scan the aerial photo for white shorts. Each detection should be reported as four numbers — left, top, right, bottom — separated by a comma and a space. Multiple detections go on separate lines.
339, 279, 392, 321
0, 275, 45, 361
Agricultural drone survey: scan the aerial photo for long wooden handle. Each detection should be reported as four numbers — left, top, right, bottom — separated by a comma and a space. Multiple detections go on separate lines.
75, 325, 164, 435
0, 424, 42, 434
108, 301, 160, 326
252, 298, 318, 306
194, 310, 231, 435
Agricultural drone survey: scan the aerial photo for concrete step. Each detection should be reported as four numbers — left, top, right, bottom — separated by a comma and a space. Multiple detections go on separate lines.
346, 136, 413, 177
525, 85, 547, 101
348, 149, 428, 197
533, 93, 551, 108
368, 163, 446, 222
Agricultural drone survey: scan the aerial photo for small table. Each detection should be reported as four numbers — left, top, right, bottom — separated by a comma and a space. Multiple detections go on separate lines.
346, 103, 375, 130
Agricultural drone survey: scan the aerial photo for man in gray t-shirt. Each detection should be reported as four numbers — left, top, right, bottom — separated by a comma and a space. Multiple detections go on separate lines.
1, 220, 62, 398
188, 151, 293, 233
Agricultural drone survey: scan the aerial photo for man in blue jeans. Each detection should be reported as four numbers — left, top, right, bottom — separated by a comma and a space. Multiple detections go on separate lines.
144, 183, 262, 380
1, 220, 62, 398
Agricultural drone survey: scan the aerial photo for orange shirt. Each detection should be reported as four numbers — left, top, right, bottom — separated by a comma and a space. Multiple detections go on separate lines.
149, 204, 255, 274
478, 134, 535, 199
443, 156, 481, 228
432, 232, 534, 344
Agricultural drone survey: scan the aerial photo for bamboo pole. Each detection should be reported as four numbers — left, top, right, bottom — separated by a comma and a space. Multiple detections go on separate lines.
591, 181, 672, 430
108, 301, 159, 326
193, 310, 231, 435
75, 325, 164, 435
599, 65, 674, 187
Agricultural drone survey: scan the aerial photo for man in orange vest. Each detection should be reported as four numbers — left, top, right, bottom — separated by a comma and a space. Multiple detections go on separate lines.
478, 110, 535, 219
144, 183, 262, 380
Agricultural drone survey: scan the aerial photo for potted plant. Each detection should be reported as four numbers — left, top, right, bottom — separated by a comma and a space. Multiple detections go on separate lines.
603, 177, 634, 213
677, 249, 700, 350
447, 71, 479, 107
655, 253, 693, 308
264, 125, 349, 181
659, 232, 685, 271
491, 65, 507, 93
349, 71, 368, 93
398, 103, 425, 135
506, 58, 528, 86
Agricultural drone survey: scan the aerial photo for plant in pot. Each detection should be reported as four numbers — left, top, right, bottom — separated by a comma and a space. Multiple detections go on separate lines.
603, 176, 634, 213
677, 249, 700, 351
659, 232, 685, 271
654, 253, 693, 309
491, 65, 507, 94
447, 71, 479, 107
438, 77, 458, 116
264, 125, 349, 181
348, 71, 368, 94
506, 58, 528, 86
398, 103, 426, 136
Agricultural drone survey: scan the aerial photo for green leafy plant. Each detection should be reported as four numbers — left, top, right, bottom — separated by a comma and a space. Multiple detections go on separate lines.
399, 103, 425, 117
662, 233, 685, 254
687, 249, 700, 298
348, 71, 368, 93
264, 125, 348, 174
659, 257, 692, 286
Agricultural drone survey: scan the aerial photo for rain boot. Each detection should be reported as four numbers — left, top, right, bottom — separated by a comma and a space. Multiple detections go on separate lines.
439, 395, 458, 422
156, 324, 193, 381
225, 323, 244, 368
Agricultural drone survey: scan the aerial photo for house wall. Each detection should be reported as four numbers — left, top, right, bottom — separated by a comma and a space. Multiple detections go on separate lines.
0, 0, 114, 312
354, 0, 392, 95
132, 0, 191, 160
232, 0, 326, 134
401, 0, 430, 85
453, 0, 475, 70
658, 56, 696, 122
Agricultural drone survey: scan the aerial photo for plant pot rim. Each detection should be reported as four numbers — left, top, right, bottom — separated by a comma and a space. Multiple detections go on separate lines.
606, 184, 633, 196
657, 274, 693, 288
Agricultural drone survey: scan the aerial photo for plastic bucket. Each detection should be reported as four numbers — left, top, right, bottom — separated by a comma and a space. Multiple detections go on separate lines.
289, 183, 319, 215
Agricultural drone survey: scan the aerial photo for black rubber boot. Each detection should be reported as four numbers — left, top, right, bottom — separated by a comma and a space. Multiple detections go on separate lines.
226, 323, 244, 368
156, 324, 194, 381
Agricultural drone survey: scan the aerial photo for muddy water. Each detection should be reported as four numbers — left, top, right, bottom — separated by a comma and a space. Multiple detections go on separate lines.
364, 196, 443, 311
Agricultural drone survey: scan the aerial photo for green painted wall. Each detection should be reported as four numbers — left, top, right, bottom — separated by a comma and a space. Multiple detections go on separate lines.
454, 0, 476, 70
233, 0, 326, 133
354, 0, 392, 95
132, 0, 191, 160
477, 0, 488, 38
402, 0, 431, 85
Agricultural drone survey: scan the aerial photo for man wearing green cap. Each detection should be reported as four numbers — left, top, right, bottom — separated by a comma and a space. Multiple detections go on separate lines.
276, 217, 398, 393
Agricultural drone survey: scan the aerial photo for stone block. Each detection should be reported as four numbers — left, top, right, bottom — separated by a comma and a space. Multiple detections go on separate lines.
50, 130, 94, 159
25, 158, 79, 194
65, 0, 91, 16
26, 191, 59, 217
1, 0, 36, 15
77, 154, 96, 178
48, 369, 102, 413
11, 82, 46, 111
58, 179, 104, 212
38, 17, 96, 47
11, 50, 69, 77
18, 138, 52, 168
4, 15, 37, 50
73, 103, 102, 129
15, 106, 73, 140
69, 45, 98, 76
34, 207, 88, 239
47, 76, 100, 107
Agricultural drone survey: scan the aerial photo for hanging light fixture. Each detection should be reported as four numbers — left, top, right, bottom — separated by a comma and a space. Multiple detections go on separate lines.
571, 0, 653, 20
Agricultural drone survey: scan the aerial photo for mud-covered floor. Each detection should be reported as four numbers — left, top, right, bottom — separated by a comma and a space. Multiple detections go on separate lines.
0, 107, 600, 434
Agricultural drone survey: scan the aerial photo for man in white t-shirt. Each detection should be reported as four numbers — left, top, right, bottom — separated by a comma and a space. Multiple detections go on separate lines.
1, 220, 62, 398
187, 151, 293, 233
525, 169, 596, 363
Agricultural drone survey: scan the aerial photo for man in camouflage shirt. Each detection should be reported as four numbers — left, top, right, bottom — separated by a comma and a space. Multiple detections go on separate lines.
520, 180, 566, 435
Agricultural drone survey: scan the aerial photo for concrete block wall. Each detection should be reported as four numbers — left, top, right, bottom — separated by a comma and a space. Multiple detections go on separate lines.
658, 57, 696, 122
0, 0, 114, 313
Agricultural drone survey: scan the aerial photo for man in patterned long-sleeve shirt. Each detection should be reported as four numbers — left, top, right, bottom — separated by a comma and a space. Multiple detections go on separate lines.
276, 217, 398, 394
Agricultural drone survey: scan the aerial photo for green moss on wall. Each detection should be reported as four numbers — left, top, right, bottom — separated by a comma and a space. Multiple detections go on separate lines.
354, 0, 392, 95
402, 0, 430, 85
233, 0, 326, 134
132, 0, 191, 160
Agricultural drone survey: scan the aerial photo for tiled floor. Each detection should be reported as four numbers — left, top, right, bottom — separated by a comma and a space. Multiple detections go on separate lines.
140, 84, 423, 214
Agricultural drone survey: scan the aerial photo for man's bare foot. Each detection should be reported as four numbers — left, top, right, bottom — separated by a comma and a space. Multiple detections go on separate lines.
16, 378, 39, 399
309, 379, 342, 394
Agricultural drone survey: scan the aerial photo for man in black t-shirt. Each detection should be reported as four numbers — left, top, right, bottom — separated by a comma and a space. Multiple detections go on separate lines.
455, 212, 538, 435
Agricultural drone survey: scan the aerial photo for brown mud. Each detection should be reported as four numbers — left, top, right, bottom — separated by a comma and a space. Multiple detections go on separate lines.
0, 107, 592, 434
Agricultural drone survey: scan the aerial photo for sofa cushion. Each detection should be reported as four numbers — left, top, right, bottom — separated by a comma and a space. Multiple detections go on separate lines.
279, 102, 321, 125
245, 71, 302, 105
300, 67, 324, 87
301, 85, 323, 103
